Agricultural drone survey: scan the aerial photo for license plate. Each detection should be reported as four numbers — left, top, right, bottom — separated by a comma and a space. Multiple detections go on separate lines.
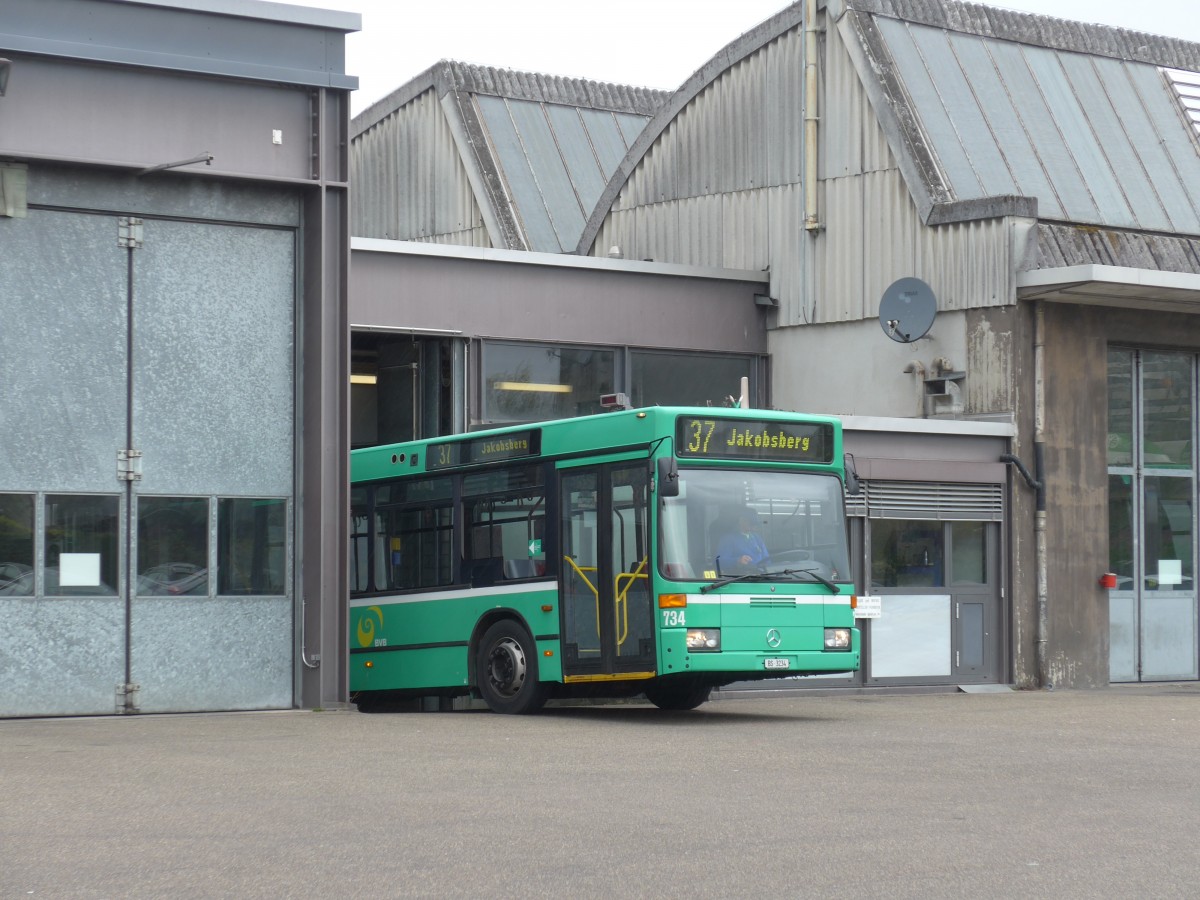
763, 658, 790, 670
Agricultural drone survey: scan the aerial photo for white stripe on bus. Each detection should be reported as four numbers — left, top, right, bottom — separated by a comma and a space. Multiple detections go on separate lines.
349, 580, 557, 609
688, 594, 853, 606
351, 584, 851, 609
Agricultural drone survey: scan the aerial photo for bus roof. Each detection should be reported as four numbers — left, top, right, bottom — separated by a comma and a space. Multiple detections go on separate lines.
351, 406, 843, 483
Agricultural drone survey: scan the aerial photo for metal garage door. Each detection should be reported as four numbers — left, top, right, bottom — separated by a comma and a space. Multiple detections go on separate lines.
0, 204, 295, 715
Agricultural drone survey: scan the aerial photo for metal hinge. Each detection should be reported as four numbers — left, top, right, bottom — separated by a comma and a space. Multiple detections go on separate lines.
118, 216, 144, 248
117, 449, 143, 481
115, 682, 141, 714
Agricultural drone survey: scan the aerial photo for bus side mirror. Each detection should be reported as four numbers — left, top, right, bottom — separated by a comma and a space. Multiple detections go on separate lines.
844, 453, 862, 495
656, 457, 679, 497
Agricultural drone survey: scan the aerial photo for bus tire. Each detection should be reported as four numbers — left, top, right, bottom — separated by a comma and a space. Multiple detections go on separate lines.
476, 620, 548, 715
644, 679, 711, 711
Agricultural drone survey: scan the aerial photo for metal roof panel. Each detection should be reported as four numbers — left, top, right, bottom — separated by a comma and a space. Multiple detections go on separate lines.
913, 26, 1016, 198
543, 105, 607, 211
507, 99, 588, 251
1060, 53, 1174, 233
1022, 45, 1136, 226
476, 95, 561, 252
577, 109, 630, 175
875, 16, 986, 198
952, 34, 1064, 217
850, 0, 1200, 233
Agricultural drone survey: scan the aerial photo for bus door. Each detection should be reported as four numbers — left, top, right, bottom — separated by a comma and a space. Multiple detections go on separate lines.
558, 461, 655, 680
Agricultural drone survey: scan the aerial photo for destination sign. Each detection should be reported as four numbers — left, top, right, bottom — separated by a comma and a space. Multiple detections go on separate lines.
676, 416, 833, 463
427, 429, 542, 470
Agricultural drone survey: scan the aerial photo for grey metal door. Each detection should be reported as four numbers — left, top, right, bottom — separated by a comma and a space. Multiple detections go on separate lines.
0, 209, 128, 716
128, 218, 295, 712
0, 207, 295, 716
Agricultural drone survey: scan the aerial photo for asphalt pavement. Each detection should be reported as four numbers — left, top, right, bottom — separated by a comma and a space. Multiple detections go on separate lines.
2, 684, 1198, 899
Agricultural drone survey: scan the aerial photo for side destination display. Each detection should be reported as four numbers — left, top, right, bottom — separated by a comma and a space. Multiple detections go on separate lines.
428, 429, 542, 470
676, 416, 833, 463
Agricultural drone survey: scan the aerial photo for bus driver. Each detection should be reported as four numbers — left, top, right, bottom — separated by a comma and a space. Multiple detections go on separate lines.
716, 509, 769, 572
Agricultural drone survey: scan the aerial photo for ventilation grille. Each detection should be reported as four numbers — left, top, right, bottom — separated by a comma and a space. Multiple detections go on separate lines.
1164, 68, 1200, 138
845, 481, 1004, 521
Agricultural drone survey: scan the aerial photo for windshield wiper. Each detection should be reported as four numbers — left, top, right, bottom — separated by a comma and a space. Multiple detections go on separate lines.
700, 567, 840, 594
768, 567, 840, 593
700, 571, 773, 594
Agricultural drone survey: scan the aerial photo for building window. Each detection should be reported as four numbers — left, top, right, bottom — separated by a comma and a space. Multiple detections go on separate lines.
218, 498, 286, 595
45, 494, 119, 596
950, 521, 988, 585
871, 520, 945, 587
136, 497, 209, 596
630, 350, 756, 407
0, 493, 35, 596
482, 342, 614, 424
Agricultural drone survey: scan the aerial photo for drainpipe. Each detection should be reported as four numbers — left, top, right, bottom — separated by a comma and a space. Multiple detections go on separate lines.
1001, 301, 1049, 688
1034, 301, 1049, 688
803, 0, 820, 232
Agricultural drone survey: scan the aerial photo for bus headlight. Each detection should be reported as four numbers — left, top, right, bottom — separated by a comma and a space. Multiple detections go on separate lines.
824, 628, 851, 650
686, 629, 721, 651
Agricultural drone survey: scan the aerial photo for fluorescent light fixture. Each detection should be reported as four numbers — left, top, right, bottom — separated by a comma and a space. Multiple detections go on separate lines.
493, 381, 573, 393
350, 374, 377, 385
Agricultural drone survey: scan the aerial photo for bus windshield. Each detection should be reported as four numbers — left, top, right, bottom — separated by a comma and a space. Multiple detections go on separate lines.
659, 468, 850, 583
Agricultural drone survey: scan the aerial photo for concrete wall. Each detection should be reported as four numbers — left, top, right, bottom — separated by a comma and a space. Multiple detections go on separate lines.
350, 243, 770, 354
1032, 303, 1200, 688
768, 312, 969, 418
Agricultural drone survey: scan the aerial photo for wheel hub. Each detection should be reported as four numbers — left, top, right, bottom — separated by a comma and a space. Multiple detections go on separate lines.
487, 636, 527, 697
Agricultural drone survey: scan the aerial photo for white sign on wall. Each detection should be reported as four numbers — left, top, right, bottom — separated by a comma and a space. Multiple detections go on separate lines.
1158, 559, 1183, 587
854, 594, 882, 619
59, 553, 101, 587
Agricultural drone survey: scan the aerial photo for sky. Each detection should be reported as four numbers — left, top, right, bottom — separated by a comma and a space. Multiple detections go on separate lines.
285, 0, 1200, 116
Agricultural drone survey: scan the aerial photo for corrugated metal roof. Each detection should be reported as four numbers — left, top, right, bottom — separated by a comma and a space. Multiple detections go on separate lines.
841, 0, 1200, 234
351, 61, 668, 251
1032, 223, 1200, 273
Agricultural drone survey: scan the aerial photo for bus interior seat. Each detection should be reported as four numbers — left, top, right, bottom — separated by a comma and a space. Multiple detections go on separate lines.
467, 557, 504, 585
503, 558, 539, 579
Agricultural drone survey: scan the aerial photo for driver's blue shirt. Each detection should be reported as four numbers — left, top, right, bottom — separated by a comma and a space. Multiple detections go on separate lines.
716, 531, 769, 569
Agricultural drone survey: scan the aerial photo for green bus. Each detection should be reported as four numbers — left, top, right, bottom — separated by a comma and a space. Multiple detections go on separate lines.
349, 406, 860, 714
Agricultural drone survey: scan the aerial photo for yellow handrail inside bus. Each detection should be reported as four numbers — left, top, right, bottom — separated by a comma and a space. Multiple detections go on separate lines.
564, 556, 601, 639
613, 557, 648, 649
565, 555, 648, 651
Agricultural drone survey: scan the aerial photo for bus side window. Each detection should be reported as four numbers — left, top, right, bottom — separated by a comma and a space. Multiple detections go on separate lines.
379, 501, 453, 591
467, 557, 504, 586
462, 466, 547, 585
503, 558, 540, 579
349, 487, 371, 595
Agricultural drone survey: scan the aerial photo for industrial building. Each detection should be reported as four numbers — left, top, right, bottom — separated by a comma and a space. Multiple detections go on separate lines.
6, 0, 1200, 717
352, 0, 1200, 691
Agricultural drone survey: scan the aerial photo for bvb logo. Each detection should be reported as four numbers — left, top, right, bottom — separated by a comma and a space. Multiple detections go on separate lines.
356, 606, 384, 648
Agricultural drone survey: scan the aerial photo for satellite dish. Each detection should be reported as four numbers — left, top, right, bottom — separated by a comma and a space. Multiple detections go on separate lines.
879, 277, 937, 343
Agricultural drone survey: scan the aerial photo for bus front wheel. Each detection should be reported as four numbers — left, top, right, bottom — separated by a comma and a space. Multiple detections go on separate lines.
476, 620, 548, 715
644, 679, 712, 711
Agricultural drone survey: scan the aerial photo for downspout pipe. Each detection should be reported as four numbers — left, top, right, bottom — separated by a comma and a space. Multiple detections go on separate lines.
1033, 302, 1049, 688
1000, 300, 1048, 689
803, 0, 820, 232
